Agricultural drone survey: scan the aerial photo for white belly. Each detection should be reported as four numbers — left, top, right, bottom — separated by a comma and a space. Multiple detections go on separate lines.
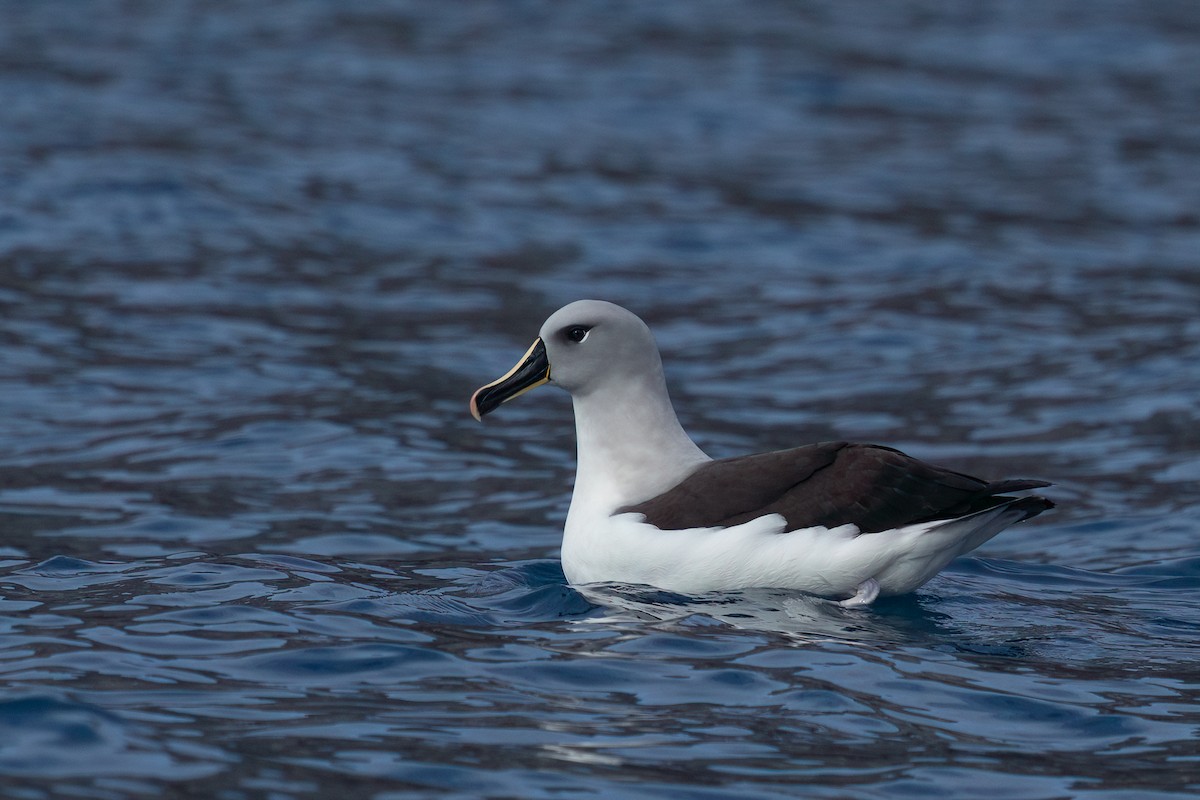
560, 503, 1023, 600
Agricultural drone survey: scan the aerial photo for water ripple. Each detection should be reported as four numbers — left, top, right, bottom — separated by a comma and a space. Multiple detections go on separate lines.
3, 1, 1200, 798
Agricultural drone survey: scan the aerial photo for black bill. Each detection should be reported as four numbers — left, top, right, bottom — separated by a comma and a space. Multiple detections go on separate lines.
469, 338, 550, 421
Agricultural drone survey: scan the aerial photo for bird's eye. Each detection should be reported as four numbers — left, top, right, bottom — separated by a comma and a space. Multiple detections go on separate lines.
563, 325, 590, 343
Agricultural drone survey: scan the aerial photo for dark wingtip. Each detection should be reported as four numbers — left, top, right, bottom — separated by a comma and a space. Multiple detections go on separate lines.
987, 478, 1053, 493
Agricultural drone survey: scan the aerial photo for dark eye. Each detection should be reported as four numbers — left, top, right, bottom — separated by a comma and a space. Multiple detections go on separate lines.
563, 325, 591, 343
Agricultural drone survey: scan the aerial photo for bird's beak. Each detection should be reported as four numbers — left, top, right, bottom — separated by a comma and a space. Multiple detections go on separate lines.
469, 338, 551, 421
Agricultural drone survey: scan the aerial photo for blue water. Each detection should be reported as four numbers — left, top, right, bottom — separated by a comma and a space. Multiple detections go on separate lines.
2, 1, 1199, 798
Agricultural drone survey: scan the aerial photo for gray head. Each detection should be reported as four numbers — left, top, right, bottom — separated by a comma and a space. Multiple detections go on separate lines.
470, 300, 664, 419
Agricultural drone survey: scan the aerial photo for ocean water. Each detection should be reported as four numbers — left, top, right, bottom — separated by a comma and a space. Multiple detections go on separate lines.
2, 1, 1199, 797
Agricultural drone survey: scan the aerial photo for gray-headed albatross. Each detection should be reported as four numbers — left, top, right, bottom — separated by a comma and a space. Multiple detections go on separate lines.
469, 300, 1053, 607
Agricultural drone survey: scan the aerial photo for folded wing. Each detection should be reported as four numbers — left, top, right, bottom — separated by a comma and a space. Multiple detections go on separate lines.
618, 441, 1053, 534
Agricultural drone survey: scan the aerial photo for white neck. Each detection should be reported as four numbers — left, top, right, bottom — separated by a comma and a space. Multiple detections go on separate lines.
568, 370, 710, 513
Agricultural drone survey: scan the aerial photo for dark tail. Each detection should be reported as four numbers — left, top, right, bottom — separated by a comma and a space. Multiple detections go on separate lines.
1002, 494, 1055, 521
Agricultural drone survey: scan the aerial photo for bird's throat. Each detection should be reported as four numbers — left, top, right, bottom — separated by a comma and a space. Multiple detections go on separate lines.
569, 381, 709, 512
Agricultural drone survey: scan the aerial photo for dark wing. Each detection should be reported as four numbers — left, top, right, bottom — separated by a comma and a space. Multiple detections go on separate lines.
618, 441, 1053, 534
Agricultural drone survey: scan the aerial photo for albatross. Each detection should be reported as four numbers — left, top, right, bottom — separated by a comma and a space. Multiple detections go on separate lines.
469, 300, 1053, 607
